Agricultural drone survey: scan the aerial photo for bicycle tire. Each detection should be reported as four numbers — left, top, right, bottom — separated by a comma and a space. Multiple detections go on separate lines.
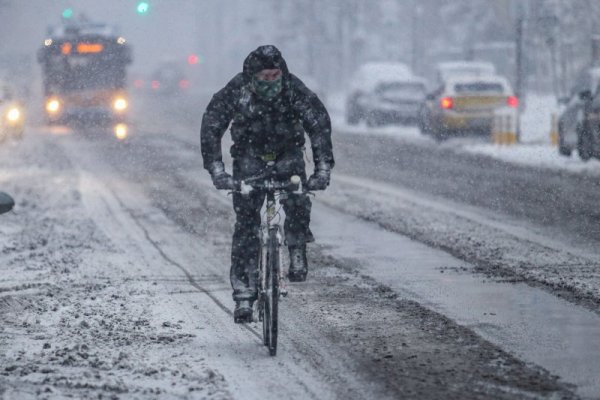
265, 227, 279, 356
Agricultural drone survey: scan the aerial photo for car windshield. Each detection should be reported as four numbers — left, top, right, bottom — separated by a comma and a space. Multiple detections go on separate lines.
376, 82, 426, 99
454, 82, 504, 94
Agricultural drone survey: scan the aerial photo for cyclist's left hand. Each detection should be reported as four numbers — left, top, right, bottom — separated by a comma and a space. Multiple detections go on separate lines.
306, 165, 330, 190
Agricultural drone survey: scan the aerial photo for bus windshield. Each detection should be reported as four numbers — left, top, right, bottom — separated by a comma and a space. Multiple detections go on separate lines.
39, 38, 131, 95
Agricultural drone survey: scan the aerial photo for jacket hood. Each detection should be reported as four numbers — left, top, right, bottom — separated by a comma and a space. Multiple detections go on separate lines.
242, 45, 289, 82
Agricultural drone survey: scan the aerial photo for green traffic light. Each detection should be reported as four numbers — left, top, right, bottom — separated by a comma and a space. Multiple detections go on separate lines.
136, 2, 149, 14
62, 8, 73, 19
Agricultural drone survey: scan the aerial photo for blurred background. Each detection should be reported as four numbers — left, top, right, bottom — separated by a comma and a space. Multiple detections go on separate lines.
1, 0, 600, 100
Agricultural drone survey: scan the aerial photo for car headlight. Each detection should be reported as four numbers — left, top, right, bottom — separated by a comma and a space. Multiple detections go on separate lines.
113, 98, 128, 111
46, 99, 60, 114
7, 107, 21, 122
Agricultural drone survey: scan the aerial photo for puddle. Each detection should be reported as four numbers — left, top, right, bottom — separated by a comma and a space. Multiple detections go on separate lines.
313, 203, 600, 398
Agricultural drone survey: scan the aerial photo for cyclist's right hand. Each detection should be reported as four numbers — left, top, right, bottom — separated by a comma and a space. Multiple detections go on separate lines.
212, 171, 234, 190
208, 161, 235, 190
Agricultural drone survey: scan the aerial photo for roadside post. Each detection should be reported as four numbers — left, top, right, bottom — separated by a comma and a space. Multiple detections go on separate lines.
492, 108, 518, 145
550, 113, 558, 146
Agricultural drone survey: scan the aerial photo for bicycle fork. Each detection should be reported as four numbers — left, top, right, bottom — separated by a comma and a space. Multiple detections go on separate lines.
276, 228, 288, 297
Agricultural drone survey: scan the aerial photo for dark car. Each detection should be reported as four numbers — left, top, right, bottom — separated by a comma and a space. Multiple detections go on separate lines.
557, 67, 600, 160
150, 61, 188, 95
346, 62, 427, 127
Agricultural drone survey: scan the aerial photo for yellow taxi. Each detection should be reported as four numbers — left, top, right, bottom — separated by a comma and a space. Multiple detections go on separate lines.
0, 83, 24, 141
419, 75, 518, 141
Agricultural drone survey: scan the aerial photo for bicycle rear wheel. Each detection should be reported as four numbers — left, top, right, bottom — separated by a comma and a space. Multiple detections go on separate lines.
263, 228, 279, 356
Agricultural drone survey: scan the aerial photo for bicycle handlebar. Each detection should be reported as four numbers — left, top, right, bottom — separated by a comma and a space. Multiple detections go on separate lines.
230, 174, 306, 194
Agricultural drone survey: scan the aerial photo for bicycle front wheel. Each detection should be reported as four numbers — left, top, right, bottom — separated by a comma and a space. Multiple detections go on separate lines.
264, 227, 279, 356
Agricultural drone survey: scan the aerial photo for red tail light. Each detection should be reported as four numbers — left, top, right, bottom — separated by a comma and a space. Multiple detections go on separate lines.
179, 79, 190, 89
151, 80, 160, 90
440, 97, 453, 109
507, 95, 519, 108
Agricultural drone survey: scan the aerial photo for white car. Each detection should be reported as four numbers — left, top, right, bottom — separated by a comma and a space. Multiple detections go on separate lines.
0, 83, 24, 142
346, 62, 427, 126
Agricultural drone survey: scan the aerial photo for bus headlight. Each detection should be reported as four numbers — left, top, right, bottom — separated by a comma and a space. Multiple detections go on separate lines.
7, 108, 21, 122
46, 99, 60, 114
114, 123, 128, 140
113, 98, 128, 111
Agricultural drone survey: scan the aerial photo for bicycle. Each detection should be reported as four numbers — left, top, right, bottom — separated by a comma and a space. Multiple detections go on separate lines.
232, 169, 304, 356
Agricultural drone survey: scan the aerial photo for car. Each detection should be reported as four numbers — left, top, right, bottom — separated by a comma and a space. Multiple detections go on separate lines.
0, 191, 14, 215
557, 67, 600, 160
434, 61, 496, 86
149, 61, 188, 95
0, 82, 24, 142
346, 62, 427, 127
419, 74, 518, 141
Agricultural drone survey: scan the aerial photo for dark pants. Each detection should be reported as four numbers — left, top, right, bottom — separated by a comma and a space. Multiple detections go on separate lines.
230, 149, 313, 301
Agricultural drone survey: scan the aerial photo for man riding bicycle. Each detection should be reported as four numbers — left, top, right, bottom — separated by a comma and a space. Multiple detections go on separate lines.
200, 45, 334, 323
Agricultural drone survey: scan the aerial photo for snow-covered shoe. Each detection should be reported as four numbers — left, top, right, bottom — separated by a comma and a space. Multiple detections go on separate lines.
234, 300, 253, 323
288, 245, 308, 282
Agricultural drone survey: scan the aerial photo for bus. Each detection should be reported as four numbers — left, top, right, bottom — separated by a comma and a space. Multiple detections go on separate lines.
37, 20, 132, 134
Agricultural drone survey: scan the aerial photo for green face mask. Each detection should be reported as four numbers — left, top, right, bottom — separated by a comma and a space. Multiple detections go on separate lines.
252, 76, 283, 99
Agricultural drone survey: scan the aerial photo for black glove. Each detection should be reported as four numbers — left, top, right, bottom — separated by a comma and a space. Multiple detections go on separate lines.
306, 162, 331, 191
208, 161, 234, 190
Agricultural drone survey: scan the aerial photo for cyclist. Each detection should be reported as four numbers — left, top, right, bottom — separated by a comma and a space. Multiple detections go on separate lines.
200, 45, 334, 322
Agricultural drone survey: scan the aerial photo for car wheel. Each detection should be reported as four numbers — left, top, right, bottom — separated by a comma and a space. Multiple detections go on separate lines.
557, 129, 572, 157
558, 145, 572, 157
578, 125, 593, 161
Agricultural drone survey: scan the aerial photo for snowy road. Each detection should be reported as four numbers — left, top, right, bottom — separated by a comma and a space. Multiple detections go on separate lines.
0, 96, 597, 398
330, 127, 600, 309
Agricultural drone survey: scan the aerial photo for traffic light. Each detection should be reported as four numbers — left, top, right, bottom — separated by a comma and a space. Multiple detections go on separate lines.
62, 8, 73, 19
136, 2, 149, 14
187, 54, 199, 65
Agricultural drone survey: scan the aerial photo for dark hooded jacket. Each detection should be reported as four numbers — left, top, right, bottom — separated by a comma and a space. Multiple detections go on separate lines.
200, 45, 334, 170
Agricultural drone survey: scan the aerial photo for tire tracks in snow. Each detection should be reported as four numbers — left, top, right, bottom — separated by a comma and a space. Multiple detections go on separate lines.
108, 187, 263, 342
